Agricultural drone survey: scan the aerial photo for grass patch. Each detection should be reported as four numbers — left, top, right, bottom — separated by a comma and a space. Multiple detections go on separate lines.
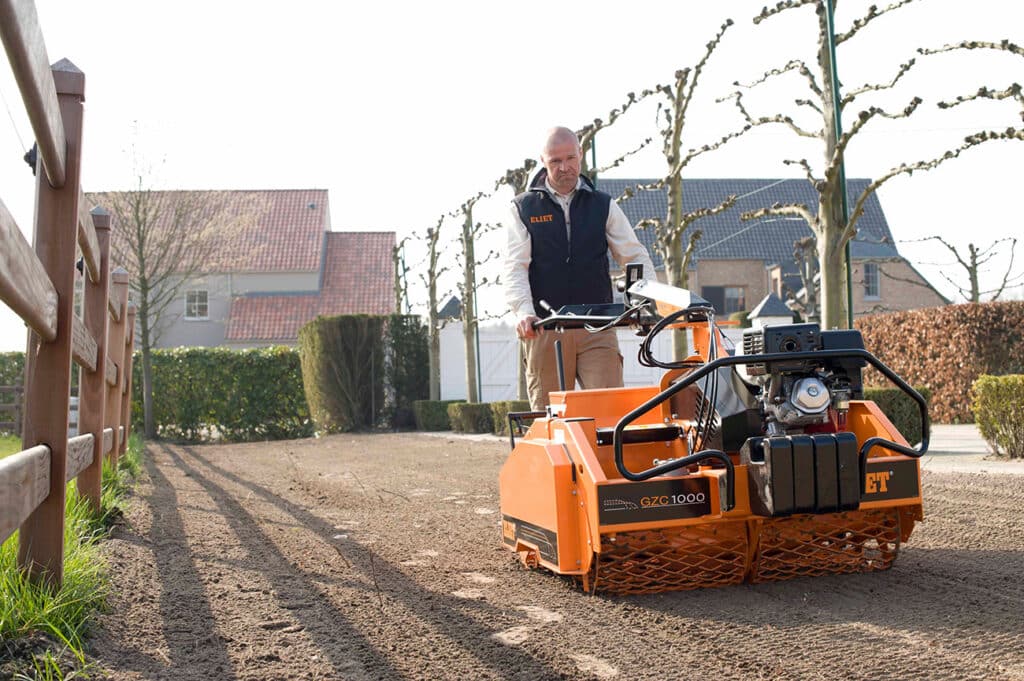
0, 433, 144, 678
0, 434, 21, 458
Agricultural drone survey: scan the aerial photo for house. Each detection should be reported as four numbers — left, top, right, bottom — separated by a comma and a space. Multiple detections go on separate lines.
91, 189, 395, 347
597, 178, 947, 318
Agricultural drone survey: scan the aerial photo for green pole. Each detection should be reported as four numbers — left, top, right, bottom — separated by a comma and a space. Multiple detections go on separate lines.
824, 0, 854, 329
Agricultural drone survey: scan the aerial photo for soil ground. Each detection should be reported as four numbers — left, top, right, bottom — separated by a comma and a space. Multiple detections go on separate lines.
89, 429, 1024, 681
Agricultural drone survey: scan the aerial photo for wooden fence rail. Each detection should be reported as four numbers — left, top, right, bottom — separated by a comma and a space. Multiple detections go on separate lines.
0, 385, 23, 434
0, 0, 135, 589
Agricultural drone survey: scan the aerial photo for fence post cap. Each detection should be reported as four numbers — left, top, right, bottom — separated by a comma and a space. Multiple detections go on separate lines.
89, 205, 110, 230
51, 58, 85, 98
111, 267, 129, 283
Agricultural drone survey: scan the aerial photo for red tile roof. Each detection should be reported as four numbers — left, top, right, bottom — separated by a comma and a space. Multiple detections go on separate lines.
225, 231, 395, 343
88, 189, 329, 273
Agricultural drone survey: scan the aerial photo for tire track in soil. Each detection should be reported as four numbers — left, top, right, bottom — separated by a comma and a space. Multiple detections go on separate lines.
94, 435, 1024, 680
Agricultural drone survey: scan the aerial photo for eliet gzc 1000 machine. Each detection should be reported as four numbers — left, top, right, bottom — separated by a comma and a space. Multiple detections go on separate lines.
499, 268, 928, 595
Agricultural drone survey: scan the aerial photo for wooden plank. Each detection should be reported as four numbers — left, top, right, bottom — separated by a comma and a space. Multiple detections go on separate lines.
105, 357, 117, 386
107, 285, 121, 322
17, 56, 85, 589
0, 1, 67, 187
76, 209, 110, 510
102, 427, 113, 454
71, 314, 97, 372
77, 191, 100, 283
0, 445, 50, 545
0, 386, 24, 394
0, 197, 58, 341
65, 433, 93, 483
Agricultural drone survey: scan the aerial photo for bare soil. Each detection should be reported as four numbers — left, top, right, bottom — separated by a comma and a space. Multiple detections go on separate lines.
90, 433, 1024, 681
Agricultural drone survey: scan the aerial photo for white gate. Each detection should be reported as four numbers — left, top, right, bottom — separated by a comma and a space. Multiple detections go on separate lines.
439, 322, 746, 402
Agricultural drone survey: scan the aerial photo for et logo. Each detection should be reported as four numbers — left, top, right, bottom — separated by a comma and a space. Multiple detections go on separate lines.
865, 470, 892, 494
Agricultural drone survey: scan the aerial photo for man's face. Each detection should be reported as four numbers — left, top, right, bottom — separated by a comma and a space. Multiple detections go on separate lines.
542, 139, 581, 194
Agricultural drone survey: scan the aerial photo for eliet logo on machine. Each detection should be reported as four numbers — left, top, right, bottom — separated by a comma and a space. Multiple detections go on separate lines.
862, 459, 919, 501
598, 478, 712, 525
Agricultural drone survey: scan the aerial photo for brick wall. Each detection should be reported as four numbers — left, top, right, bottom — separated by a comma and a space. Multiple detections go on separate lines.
852, 258, 947, 316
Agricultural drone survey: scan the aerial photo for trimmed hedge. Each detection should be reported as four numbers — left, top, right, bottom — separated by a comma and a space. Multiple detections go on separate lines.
490, 400, 531, 436
131, 346, 312, 442
971, 374, 1024, 458
298, 315, 386, 433
0, 352, 24, 386
856, 301, 1024, 424
298, 314, 429, 433
413, 400, 464, 431
448, 402, 493, 434
863, 386, 932, 446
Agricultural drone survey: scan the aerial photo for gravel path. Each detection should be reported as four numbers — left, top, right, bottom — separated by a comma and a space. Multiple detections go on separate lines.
91, 433, 1024, 680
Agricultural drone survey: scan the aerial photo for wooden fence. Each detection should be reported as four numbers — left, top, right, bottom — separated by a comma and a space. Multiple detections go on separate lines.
0, 0, 136, 589
0, 385, 23, 434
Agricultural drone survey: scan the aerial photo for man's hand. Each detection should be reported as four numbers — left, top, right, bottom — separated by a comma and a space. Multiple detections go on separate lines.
517, 315, 541, 340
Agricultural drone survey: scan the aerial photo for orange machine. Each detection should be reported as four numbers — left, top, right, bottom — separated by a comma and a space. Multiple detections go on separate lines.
499, 279, 928, 595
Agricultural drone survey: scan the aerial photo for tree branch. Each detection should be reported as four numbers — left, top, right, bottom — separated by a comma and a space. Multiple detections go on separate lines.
752, 0, 817, 26
836, 0, 917, 44
741, 202, 817, 227
842, 58, 918, 107
717, 91, 821, 138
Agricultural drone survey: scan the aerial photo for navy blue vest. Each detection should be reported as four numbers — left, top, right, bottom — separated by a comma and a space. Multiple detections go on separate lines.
512, 171, 612, 316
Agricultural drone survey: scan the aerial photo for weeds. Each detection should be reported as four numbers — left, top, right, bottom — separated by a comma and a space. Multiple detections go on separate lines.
0, 433, 143, 679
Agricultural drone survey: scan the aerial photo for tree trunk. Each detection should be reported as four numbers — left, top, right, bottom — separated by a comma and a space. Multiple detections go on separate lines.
817, 6, 850, 330
141, 319, 155, 438
427, 281, 440, 401
462, 210, 479, 403
517, 343, 527, 401
817, 230, 846, 330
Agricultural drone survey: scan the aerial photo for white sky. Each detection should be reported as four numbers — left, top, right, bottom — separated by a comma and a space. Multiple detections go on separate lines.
1, 0, 1021, 351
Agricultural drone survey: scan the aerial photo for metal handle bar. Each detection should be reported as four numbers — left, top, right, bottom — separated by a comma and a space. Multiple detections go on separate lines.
613, 347, 930, 503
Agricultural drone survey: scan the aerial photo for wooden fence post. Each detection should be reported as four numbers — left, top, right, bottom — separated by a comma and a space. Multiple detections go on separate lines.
118, 303, 136, 455
18, 59, 86, 589
104, 268, 128, 470
76, 207, 111, 511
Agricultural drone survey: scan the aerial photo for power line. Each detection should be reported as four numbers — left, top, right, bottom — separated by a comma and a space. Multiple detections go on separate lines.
0, 82, 27, 150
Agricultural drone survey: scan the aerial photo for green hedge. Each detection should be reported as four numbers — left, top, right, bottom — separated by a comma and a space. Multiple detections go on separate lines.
131, 347, 312, 442
490, 400, 531, 436
448, 402, 493, 434
0, 352, 24, 386
0, 352, 24, 436
413, 400, 464, 431
971, 375, 1024, 458
863, 386, 932, 446
297, 314, 428, 433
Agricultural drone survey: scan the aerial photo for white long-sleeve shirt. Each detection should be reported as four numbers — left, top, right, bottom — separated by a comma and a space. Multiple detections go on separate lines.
503, 178, 657, 321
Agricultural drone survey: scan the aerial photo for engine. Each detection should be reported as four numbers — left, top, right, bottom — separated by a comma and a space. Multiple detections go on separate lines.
740, 323, 865, 436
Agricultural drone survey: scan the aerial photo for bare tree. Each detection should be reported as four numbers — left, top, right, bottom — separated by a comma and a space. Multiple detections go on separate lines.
725, 1, 1023, 329
453, 191, 503, 403
416, 216, 450, 401
618, 20, 748, 358
905, 235, 1023, 302
93, 182, 264, 438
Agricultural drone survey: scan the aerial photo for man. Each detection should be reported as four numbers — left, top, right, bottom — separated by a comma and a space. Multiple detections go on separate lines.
503, 126, 656, 410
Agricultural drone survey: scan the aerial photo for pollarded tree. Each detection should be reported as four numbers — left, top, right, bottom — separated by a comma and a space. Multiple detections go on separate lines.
619, 20, 751, 358
906, 236, 1022, 303
417, 216, 450, 401
724, 1, 1023, 329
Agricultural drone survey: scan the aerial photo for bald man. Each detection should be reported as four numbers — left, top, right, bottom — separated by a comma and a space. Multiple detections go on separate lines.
503, 127, 656, 410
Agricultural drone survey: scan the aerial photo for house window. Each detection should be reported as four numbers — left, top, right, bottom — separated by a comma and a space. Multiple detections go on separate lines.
863, 263, 880, 300
185, 290, 209, 320
701, 286, 746, 315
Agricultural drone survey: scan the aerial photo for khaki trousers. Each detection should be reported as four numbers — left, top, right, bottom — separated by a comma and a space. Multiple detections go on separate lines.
522, 328, 623, 410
